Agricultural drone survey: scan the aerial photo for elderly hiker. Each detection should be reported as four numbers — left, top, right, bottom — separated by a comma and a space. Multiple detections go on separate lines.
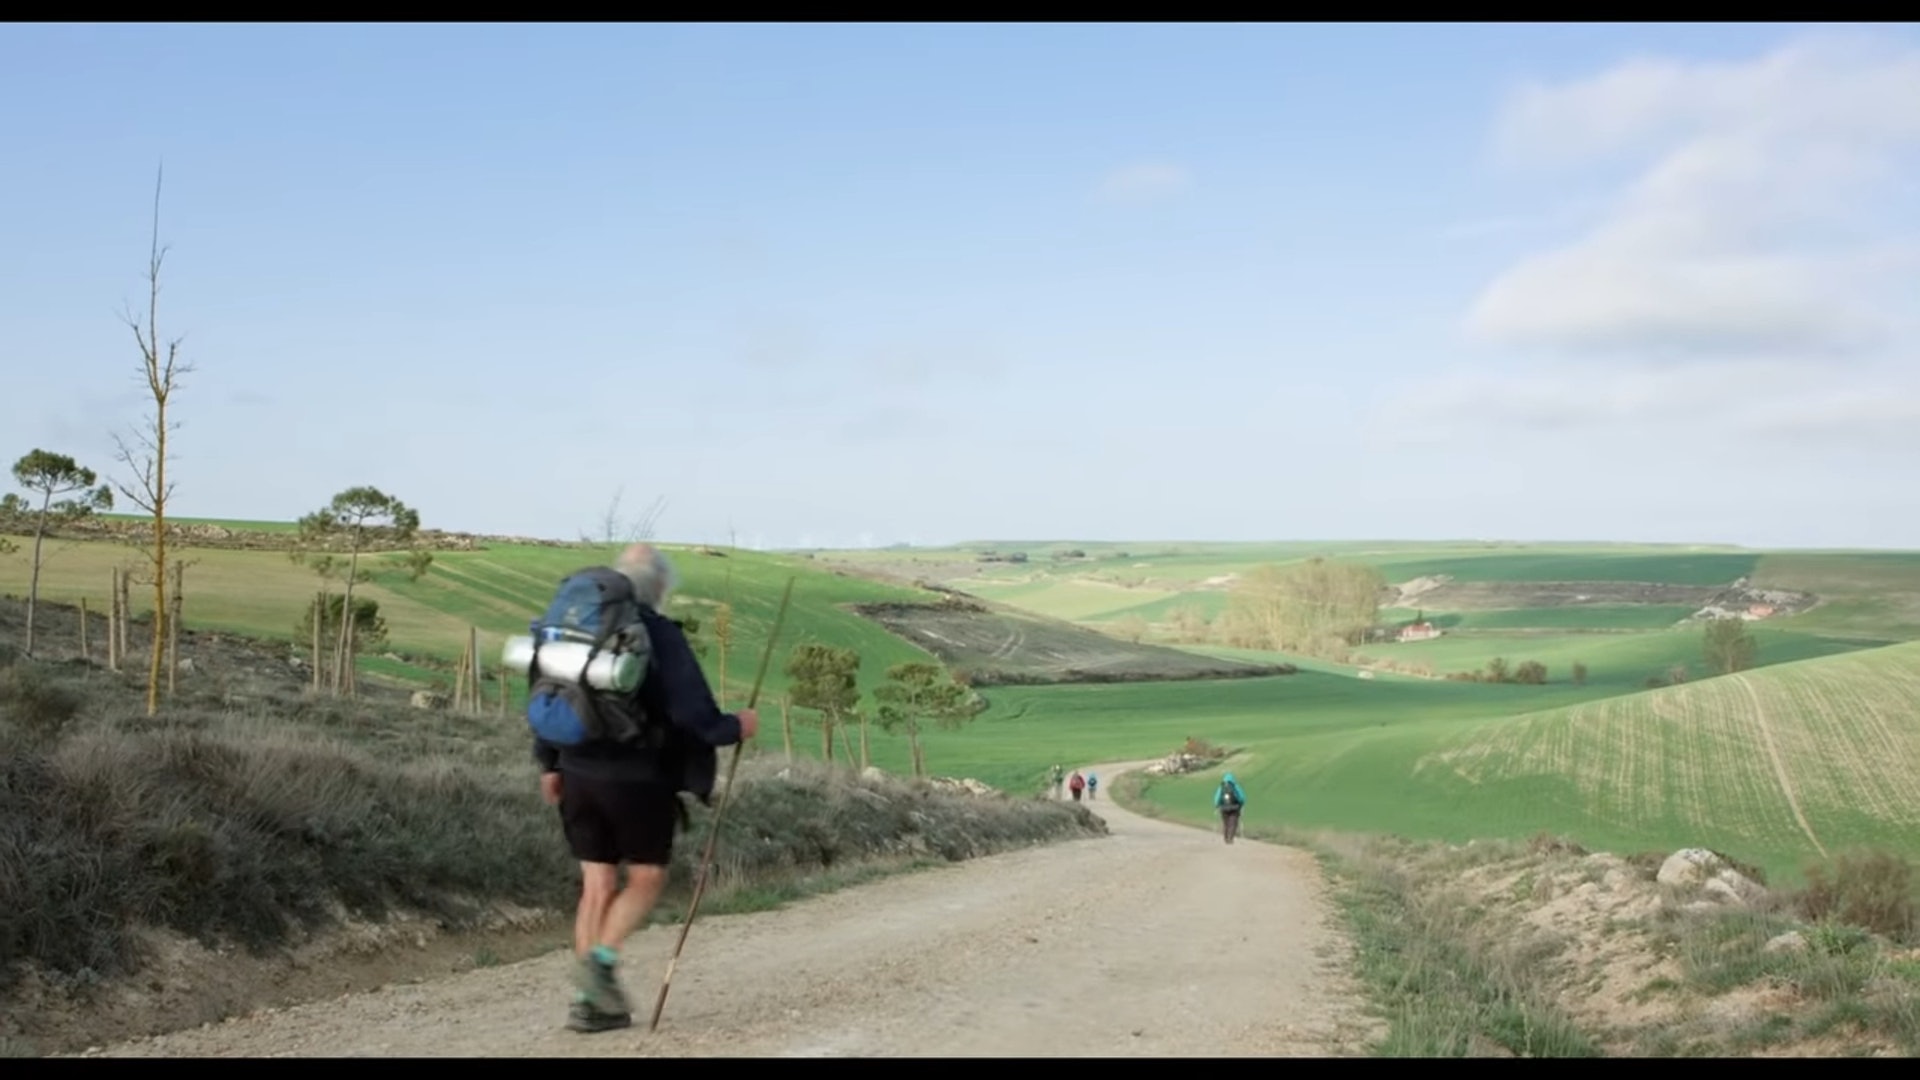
1068, 769, 1085, 802
1051, 763, 1065, 799
1214, 772, 1246, 844
1086, 771, 1098, 800
531, 542, 759, 1034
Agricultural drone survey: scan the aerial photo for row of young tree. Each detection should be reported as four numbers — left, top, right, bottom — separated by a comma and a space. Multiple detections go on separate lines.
781, 642, 984, 778
0, 169, 452, 709
2, 436, 429, 694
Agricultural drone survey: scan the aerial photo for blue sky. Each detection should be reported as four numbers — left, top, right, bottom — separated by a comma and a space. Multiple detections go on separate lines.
5, 22, 1919, 550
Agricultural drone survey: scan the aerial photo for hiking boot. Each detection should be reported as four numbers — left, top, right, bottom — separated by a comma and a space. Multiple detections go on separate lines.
567, 997, 632, 1033
572, 955, 632, 1018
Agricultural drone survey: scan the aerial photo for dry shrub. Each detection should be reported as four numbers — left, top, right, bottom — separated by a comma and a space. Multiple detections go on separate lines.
1797, 848, 1917, 943
1527, 832, 1588, 858
1624, 851, 1666, 881
0, 664, 85, 746
1179, 736, 1228, 762
1710, 848, 1770, 888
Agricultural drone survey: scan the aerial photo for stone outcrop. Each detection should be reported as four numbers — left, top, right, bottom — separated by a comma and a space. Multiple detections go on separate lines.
1656, 847, 1768, 908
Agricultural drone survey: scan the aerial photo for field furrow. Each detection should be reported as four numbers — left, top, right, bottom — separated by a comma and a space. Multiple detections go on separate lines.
1731, 674, 1829, 858
1804, 665, 1920, 826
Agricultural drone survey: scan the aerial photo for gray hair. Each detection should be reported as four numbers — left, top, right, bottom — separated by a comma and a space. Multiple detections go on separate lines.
614, 543, 676, 608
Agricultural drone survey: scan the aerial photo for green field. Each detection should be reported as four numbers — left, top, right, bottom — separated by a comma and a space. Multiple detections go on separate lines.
11, 524, 1920, 886
1350, 625, 1874, 687
0, 532, 945, 706
808, 538, 1920, 881
822, 542, 1920, 643
1125, 641, 1920, 887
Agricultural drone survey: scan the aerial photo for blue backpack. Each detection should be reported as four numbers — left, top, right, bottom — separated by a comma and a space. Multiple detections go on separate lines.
524, 566, 659, 749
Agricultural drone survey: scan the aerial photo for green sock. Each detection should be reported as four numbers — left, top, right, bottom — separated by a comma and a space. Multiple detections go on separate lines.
591, 944, 618, 968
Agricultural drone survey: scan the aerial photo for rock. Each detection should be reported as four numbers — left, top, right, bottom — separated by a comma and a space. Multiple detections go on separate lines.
928, 776, 1001, 797
1710, 867, 1767, 905
1657, 848, 1727, 888
178, 657, 194, 674
1764, 931, 1808, 954
860, 766, 888, 783
410, 690, 448, 710
1701, 878, 1748, 906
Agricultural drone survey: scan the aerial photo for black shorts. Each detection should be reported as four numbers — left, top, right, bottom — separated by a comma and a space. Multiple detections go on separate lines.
558, 772, 680, 866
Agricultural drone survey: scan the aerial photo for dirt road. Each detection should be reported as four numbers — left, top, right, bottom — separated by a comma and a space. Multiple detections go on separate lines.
82, 761, 1376, 1057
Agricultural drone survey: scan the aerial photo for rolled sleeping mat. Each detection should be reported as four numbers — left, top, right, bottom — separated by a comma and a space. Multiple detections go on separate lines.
500, 634, 643, 692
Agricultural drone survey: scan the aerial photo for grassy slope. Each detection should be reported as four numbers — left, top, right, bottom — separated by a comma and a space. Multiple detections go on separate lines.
1750, 552, 1920, 642
840, 543, 1920, 647
15, 526, 1920, 888
1350, 624, 1873, 685
1126, 641, 1920, 886
0, 535, 942, 708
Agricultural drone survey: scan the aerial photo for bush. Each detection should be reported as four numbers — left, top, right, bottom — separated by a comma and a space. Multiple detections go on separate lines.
1527, 831, 1588, 857
0, 717, 576, 994
1179, 736, 1229, 762
1797, 848, 1917, 943
0, 710, 1109, 995
0, 663, 85, 746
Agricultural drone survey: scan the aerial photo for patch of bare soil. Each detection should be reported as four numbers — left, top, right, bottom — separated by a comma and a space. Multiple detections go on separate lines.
846, 601, 1295, 686
67, 762, 1378, 1058
1407, 580, 1727, 611
0, 595, 420, 709
1382, 576, 1818, 622
1439, 844, 1911, 1057
5, 905, 566, 1057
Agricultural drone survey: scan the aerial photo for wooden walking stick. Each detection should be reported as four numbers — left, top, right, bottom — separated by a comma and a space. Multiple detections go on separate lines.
649, 575, 795, 1032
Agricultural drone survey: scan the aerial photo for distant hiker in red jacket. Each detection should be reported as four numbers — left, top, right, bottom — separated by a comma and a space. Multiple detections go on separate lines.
1068, 770, 1085, 802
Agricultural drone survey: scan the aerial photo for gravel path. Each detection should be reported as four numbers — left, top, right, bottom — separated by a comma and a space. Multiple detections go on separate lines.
81, 760, 1377, 1057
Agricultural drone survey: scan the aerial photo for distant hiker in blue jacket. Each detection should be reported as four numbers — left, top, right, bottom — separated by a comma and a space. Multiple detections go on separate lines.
1086, 772, 1098, 800
1213, 772, 1246, 844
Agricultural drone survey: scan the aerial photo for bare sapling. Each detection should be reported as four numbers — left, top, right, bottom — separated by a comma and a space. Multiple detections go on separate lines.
108, 166, 195, 717
108, 569, 119, 671
311, 592, 324, 693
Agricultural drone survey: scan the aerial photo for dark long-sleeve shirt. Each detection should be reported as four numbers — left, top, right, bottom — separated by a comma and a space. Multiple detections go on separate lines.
532, 606, 742, 797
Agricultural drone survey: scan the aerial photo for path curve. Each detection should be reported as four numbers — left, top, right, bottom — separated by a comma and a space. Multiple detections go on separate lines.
79, 760, 1374, 1057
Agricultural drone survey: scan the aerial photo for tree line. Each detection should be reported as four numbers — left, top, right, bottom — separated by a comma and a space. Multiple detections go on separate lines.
1217, 556, 1386, 660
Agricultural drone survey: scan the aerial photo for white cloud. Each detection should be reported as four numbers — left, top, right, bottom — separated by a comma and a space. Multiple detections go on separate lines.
1092, 161, 1191, 204
1372, 359, 1806, 442
1373, 353, 1920, 461
1463, 32, 1920, 360
1735, 381, 1920, 451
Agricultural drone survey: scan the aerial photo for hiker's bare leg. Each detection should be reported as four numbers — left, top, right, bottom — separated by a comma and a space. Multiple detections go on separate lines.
597, 863, 669, 949
576, 862, 620, 955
